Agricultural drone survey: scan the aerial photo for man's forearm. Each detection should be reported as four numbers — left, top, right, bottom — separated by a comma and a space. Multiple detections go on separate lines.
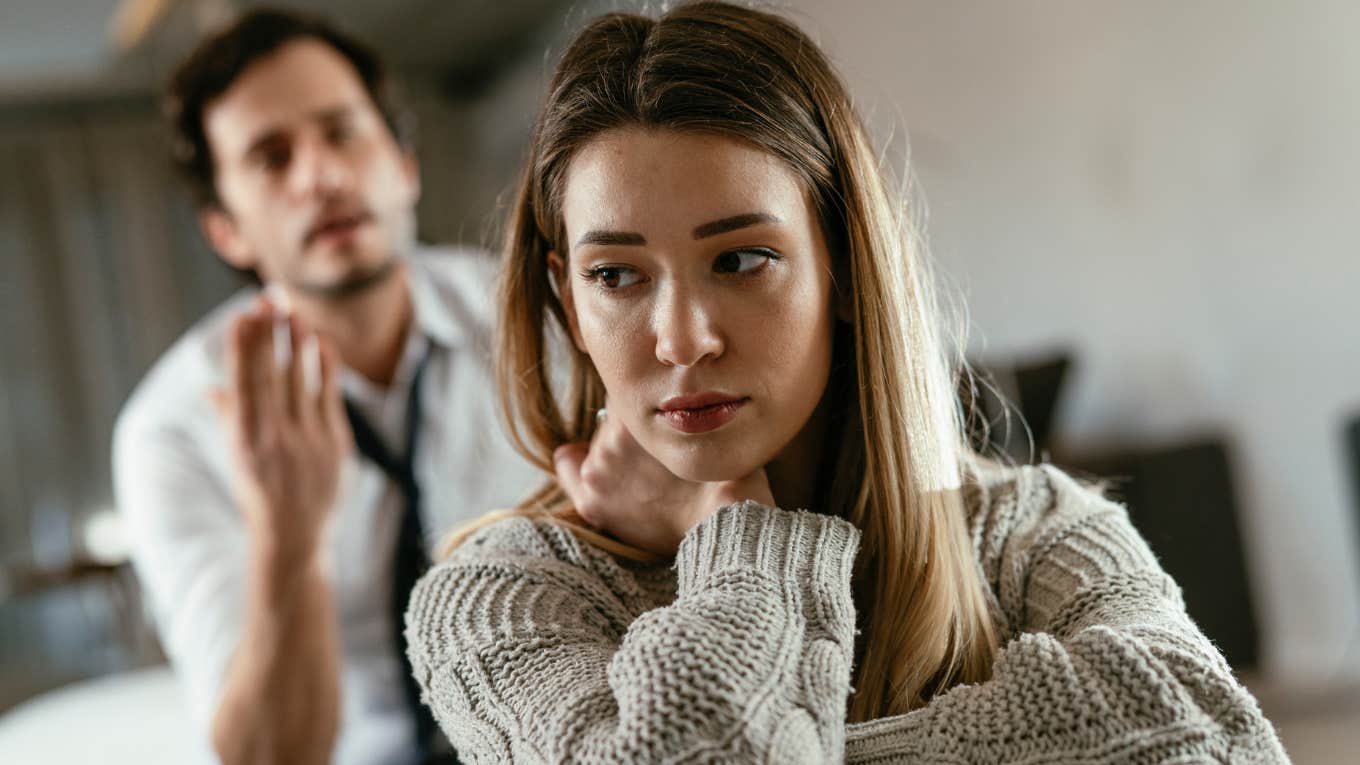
211, 547, 341, 765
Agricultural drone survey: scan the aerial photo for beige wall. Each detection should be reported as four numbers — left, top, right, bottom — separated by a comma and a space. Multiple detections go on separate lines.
779, 0, 1360, 682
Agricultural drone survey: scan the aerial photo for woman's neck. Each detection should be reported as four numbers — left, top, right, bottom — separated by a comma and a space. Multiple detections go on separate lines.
765, 391, 833, 511
282, 265, 413, 388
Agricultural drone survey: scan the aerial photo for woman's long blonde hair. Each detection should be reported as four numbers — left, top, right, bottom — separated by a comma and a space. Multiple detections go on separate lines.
442, 0, 997, 721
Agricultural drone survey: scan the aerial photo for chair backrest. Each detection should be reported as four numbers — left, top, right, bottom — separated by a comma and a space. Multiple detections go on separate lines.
1070, 439, 1260, 669
961, 352, 1072, 462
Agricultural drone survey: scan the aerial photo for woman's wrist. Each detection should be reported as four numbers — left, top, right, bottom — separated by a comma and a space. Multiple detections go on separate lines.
708, 471, 776, 511
672, 472, 777, 546
674, 501, 860, 598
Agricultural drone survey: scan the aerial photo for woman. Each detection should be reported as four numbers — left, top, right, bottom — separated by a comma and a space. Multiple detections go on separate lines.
405, 2, 1288, 762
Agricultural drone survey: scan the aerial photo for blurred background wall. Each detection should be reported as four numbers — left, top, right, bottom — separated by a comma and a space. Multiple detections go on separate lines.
0, 0, 1357, 761
780, 0, 1360, 686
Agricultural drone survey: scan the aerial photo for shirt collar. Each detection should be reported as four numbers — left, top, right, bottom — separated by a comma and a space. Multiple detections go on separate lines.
261, 249, 468, 351
404, 252, 467, 350
340, 329, 429, 405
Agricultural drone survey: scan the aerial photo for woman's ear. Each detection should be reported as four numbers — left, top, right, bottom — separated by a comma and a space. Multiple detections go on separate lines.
548, 250, 590, 354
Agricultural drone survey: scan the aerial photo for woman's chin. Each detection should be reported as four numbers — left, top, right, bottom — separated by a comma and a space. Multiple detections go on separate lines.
638, 425, 775, 484
656, 449, 762, 484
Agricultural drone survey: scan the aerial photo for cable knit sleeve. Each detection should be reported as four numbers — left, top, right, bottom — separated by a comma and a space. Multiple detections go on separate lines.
845, 465, 1289, 764
405, 501, 860, 764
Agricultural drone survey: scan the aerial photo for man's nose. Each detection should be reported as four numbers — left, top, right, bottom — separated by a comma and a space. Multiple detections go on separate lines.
289, 137, 353, 197
653, 287, 724, 368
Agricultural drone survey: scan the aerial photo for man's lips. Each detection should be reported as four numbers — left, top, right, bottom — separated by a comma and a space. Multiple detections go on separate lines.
304, 211, 372, 247
656, 392, 749, 434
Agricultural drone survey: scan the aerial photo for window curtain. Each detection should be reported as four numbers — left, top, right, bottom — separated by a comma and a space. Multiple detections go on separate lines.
0, 101, 241, 709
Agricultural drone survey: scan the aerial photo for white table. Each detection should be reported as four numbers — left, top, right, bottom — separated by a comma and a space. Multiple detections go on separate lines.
0, 665, 204, 764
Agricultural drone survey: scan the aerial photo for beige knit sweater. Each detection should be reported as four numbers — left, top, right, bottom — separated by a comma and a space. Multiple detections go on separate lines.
405, 464, 1289, 763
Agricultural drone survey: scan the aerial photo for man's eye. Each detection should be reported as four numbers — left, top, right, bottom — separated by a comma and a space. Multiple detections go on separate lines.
256, 148, 290, 172
582, 265, 644, 290
328, 125, 354, 144
714, 248, 778, 274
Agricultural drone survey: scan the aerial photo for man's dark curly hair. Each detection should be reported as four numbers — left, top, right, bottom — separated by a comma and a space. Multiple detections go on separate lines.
165, 7, 414, 210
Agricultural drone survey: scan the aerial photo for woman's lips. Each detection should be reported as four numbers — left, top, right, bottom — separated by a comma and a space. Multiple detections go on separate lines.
656, 394, 749, 434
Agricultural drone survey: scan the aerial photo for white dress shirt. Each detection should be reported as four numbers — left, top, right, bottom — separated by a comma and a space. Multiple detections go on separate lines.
113, 245, 542, 765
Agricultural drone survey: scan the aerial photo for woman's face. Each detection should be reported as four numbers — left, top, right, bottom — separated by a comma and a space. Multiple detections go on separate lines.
557, 127, 838, 482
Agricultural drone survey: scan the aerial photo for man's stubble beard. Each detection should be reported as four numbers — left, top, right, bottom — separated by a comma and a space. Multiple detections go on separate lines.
284, 251, 401, 302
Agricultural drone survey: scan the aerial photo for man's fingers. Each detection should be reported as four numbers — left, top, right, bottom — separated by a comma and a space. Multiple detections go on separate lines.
285, 314, 308, 422
246, 303, 280, 435
317, 334, 349, 442
207, 387, 232, 427
227, 316, 259, 444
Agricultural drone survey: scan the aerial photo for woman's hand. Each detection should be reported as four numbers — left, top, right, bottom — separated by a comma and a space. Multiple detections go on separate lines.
553, 408, 774, 556
210, 298, 353, 568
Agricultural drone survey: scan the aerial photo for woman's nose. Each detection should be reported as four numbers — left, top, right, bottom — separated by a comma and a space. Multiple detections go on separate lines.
653, 288, 724, 367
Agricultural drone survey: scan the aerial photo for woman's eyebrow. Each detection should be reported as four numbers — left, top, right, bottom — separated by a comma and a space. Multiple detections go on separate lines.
693, 212, 781, 239
576, 230, 647, 247
575, 212, 782, 247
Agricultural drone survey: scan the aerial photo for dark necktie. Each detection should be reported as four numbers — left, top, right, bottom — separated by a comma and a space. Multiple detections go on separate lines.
343, 347, 451, 763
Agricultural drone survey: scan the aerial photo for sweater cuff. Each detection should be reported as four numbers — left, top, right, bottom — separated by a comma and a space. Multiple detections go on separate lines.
675, 501, 860, 598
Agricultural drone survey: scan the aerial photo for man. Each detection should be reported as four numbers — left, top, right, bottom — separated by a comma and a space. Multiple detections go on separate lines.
113, 10, 538, 764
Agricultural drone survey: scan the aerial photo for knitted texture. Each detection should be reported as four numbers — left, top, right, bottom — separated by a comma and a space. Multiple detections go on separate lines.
405, 465, 1290, 763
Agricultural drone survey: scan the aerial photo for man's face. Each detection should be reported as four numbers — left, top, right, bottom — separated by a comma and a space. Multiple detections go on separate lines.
201, 38, 419, 296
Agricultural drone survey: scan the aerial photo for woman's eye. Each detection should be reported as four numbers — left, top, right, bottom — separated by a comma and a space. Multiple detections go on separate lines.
714, 248, 777, 274
582, 265, 645, 290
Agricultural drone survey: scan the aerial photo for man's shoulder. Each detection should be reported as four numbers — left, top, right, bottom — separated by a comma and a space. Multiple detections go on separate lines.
407, 243, 500, 345
411, 242, 496, 277
115, 288, 258, 445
